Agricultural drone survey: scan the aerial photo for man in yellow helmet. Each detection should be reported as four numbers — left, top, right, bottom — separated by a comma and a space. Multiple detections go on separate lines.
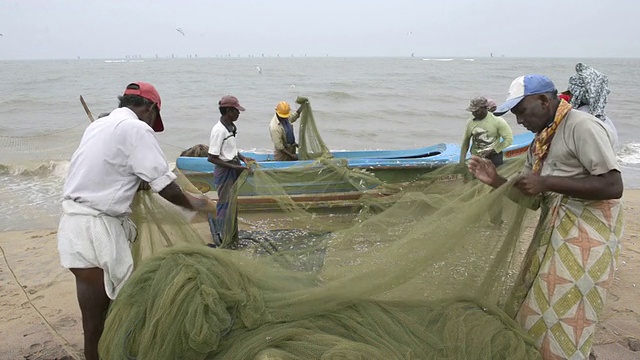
269, 99, 307, 161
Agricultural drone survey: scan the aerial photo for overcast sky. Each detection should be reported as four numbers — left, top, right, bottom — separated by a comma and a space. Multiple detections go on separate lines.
1, 0, 639, 60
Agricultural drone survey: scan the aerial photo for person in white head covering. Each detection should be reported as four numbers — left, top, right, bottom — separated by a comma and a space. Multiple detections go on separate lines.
566, 63, 619, 149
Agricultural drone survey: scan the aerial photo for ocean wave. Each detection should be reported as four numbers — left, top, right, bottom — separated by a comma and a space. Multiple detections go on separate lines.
0, 160, 70, 178
313, 91, 360, 100
239, 147, 272, 154
618, 142, 640, 165
0, 96, 59, 110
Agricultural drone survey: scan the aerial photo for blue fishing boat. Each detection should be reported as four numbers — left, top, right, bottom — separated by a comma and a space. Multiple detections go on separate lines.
240, 142, 451, 162
176, 132, 533, 209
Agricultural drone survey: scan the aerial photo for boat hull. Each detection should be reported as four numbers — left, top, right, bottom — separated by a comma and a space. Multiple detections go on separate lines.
177, 132, 534, 210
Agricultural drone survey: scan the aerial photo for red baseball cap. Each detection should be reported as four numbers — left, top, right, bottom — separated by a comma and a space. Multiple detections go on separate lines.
123, 82, 164, 132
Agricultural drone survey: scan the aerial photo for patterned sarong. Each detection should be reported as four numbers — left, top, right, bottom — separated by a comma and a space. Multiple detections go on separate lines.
214, 159, 242, 247
507, 195, 623, 359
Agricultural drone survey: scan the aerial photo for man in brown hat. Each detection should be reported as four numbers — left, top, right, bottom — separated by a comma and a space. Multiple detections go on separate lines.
460, 96, 513, 167
207, 95, 255, 248
460, 96, 513, 226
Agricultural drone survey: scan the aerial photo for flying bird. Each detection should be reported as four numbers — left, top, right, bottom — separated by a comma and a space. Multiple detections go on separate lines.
255, 65, 262, 75
176, 28, 185, 36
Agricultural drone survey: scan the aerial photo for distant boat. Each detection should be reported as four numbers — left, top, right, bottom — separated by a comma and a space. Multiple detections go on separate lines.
422, 58, 454, 62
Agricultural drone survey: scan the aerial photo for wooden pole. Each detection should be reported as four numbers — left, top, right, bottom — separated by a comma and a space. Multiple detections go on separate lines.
79, 95, 95, 123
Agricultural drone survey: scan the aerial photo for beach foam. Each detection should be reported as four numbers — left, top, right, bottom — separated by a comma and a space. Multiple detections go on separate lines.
618, 142, 640, 165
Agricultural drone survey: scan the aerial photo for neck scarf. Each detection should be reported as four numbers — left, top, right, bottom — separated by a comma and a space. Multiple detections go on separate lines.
531, 99, 572, 175
280, 118, 296, 145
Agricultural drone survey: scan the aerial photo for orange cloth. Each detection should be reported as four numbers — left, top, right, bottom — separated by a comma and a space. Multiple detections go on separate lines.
531, 99, 572, 175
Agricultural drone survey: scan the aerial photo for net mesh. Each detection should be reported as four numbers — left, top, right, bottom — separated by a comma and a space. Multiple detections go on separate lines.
0, 119, 86, 154
296, 100, 332, 160
98, 157, 545, 359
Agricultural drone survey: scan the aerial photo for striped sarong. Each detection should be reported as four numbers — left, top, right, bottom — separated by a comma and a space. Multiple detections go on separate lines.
214, 159, 242, 247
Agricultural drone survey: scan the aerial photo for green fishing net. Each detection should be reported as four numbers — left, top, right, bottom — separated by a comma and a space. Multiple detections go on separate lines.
296, 99, 332, 160
99, 157, 545, 359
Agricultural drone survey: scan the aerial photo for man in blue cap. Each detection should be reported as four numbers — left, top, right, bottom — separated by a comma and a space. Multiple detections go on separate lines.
468, 75, 623, 359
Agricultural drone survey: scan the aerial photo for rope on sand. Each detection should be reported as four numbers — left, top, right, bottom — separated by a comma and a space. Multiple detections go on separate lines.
0, 245, 82, 359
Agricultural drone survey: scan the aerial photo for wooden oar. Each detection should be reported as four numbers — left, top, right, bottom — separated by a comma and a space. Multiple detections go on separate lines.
79, 95, 95, 123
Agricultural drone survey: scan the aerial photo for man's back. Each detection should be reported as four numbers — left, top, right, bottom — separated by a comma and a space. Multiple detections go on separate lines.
63, 107, 172, 216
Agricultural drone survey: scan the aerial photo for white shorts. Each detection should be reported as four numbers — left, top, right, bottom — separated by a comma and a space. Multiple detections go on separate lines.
57, 200, 136, 299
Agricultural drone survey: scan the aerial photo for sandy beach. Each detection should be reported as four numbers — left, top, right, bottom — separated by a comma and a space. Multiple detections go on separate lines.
1, 192, 639, 360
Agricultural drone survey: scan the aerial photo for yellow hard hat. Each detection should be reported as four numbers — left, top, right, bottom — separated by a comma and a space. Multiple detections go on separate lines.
275, 101, 291, 118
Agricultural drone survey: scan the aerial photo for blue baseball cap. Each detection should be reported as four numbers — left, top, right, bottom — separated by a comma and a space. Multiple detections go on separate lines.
494, 75, 557, 116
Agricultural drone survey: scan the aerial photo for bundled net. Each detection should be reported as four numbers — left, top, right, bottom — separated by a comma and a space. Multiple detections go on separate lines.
99, 157, 547, 359
296, 100, 332, 160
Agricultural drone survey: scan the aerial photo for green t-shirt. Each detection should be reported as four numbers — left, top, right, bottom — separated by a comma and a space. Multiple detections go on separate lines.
460, 113, 513, 162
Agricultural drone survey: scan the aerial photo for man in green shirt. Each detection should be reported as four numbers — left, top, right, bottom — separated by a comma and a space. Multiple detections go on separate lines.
460, 96, 514, 227
459, 96, 513, 166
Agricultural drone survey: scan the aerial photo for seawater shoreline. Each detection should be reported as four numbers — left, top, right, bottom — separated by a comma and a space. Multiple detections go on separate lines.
2, 155, 640, 232
2, 57, 639, 232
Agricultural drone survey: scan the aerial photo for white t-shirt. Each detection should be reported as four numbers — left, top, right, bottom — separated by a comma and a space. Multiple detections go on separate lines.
208, 121, 239, 161
63, 107, 176, 216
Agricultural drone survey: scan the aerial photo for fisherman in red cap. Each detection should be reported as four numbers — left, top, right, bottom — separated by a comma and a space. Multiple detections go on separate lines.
57, 82, 216, 360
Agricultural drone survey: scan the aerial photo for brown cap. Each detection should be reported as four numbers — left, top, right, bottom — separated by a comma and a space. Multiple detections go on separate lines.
218, 95, 245, 111
466, 96, 489, 112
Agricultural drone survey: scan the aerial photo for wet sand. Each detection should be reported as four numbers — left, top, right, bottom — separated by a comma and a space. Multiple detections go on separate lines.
1, 191, 639, 359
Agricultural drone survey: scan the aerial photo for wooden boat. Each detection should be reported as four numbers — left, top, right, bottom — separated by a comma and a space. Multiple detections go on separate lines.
176, 132, 534, 211
241, 142, 450, 162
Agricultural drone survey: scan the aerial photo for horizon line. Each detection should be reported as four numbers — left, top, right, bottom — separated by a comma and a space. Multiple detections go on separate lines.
2, 55, 640, 61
